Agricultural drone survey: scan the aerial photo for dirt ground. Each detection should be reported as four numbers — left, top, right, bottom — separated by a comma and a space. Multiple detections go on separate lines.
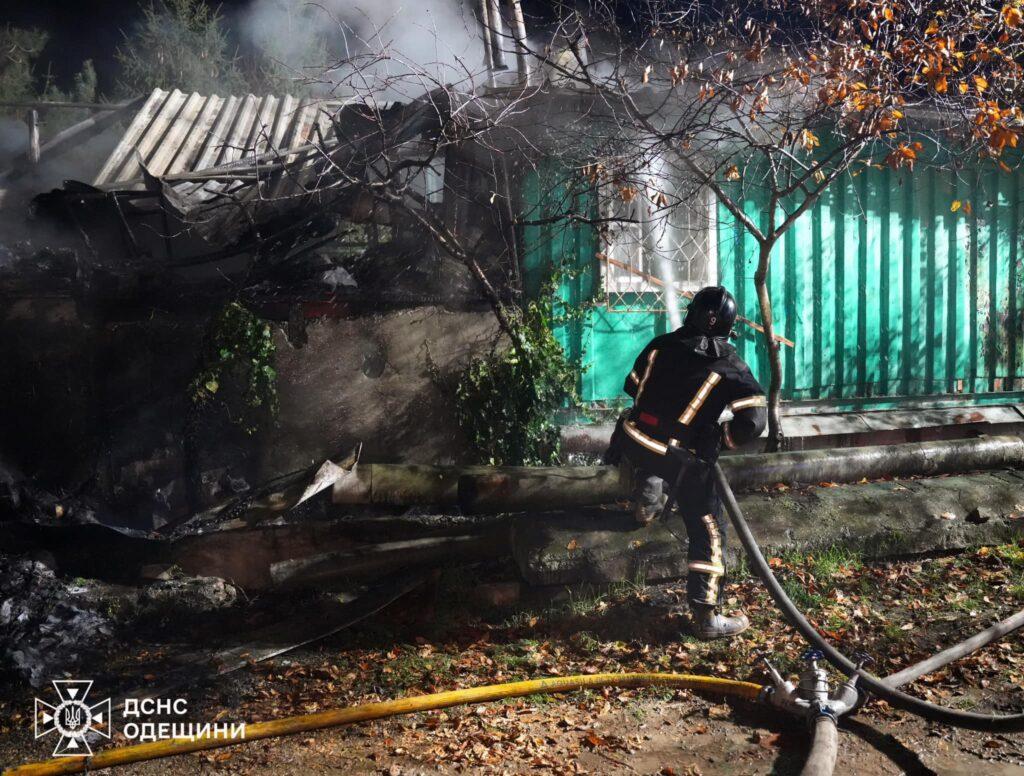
3, 545, 1024, 774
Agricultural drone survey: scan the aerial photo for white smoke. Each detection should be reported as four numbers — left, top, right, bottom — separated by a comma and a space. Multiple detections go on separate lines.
238, 0, 488, 99
0, 117, 28, 160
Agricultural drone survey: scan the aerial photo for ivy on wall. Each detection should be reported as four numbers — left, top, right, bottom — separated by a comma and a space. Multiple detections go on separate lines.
189, 302, 278, 435
453, 268, 598, 466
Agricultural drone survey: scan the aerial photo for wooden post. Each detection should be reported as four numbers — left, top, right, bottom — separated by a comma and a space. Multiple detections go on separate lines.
326, 436, 1024, 511
27, 110, 40, 166
1, 96, 145, 181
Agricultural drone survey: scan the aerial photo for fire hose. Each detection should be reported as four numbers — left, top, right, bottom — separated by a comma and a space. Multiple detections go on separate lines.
2, 674, 764, 776
711, 461, 1024, 733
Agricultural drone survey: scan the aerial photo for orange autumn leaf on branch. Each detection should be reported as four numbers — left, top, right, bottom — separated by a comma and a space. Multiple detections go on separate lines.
886, 141, 924, 170
1003, 4, 1023, 28
800, 129, 820, 151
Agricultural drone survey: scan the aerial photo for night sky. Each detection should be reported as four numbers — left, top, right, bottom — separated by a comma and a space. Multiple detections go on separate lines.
0, 0, 560, 97
1, 0, 256, 94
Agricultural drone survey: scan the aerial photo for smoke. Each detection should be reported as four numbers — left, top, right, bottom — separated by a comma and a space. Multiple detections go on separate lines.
0, 117, 28, 160
237, 0, 488, 98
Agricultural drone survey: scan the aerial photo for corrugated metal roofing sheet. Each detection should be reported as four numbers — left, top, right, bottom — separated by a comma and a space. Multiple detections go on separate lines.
93, 88, 336, 187
91, 88, 351, 247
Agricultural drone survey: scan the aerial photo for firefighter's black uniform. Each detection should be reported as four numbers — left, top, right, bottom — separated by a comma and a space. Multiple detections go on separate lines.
617, 326, 767, 608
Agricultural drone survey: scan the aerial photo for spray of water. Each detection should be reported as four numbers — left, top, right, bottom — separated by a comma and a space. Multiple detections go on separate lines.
645, 154, 682, 329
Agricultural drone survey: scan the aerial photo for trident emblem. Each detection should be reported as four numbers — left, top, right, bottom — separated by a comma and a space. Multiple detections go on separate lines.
34, 680, 111, 756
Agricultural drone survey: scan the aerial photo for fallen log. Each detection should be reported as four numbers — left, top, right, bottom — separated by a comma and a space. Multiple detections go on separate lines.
331, 436, 1024, 512
330, 462, 627, 513
726, 434, 1024, 491
269, 531, 507, 588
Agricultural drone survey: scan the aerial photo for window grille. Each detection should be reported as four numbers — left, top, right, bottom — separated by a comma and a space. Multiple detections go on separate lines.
600, 184, 717, 312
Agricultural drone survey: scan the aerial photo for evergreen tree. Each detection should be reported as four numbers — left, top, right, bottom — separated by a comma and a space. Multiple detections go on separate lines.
116, 0, 247, 96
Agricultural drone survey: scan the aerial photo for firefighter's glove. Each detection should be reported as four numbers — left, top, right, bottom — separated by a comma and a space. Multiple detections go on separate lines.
693, 423, 724, 464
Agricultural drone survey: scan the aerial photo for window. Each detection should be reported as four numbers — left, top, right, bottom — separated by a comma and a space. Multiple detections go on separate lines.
599, 183, 717, 312
366, 139, 445, 207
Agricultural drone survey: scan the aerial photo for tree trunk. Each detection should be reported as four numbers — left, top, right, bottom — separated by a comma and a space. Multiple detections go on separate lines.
753, 240, 785, 452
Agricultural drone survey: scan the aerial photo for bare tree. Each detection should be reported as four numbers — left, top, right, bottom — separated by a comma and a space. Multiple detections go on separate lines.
502, 0, 1024, 449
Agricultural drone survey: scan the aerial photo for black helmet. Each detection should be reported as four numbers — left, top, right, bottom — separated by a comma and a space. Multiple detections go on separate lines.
683, 286, 737, 337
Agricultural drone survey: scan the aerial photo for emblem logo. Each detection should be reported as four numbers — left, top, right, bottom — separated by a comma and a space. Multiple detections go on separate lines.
34, 680, 111, 756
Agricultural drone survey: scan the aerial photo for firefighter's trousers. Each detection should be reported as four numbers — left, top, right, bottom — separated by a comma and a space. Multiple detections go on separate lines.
632, 462, 727, 607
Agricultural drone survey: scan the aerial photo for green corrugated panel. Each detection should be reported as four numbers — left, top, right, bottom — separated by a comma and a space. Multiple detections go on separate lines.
520, 156, 1024, 405
520, 162, 593, 368
721, 160, 1024, 400
519, 161, 671, 403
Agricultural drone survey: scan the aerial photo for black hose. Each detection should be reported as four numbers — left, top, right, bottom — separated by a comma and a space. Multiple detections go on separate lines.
713, 462, 1024, 732
884, 608, 1024, 689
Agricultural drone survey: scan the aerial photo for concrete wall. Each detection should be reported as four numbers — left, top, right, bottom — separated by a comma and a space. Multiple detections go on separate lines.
261, 306, 501, 476
0, 297, 501, 524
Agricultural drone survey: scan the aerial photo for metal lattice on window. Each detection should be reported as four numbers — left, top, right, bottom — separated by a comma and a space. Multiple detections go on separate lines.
599, 183, 717, 313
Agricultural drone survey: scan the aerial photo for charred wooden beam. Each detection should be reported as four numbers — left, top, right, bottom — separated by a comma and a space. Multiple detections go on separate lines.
268, 531, 507, 588
331, 436, 1024, 512
0, 100, 131, 111
0, 96, 145, 181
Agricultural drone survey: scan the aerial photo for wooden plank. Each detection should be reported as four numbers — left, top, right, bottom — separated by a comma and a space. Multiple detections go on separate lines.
598, 255, 795, 347
26, 110, 39, 165
0, 99, 130, 111
1, 96, 146, 181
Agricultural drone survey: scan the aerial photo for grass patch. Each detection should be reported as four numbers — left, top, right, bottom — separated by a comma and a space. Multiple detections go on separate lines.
809, 546, 863, 580
989, 543, 1024, 569
503, 572, 649, 630
779, 576, 824, 612
731, 553, 754, 581
490, 641, 539, 674
882, 622, 911, 642
369, 649, 457, 693
571, 631, 601, 655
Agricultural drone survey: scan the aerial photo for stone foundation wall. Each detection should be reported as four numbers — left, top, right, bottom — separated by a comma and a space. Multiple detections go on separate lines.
0, 298, 500, 524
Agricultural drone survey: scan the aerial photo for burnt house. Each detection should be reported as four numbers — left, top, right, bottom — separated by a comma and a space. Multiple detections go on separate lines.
4, 0, 1024, 527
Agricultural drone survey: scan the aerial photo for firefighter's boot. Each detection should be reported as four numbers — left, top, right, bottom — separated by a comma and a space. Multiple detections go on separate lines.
633, 501, 658, 526
690, 604, 750, 641
633, 492, 667, 526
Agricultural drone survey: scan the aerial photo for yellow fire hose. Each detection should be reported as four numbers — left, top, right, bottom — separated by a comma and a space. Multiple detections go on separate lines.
4, 673, 764, 776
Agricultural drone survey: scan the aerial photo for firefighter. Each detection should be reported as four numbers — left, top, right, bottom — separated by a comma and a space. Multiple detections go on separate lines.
609, 286, 767, 640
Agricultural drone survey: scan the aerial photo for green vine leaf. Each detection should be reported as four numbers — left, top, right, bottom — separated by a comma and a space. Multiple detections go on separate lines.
189, 301, 279, 435
452, 279, 587, 466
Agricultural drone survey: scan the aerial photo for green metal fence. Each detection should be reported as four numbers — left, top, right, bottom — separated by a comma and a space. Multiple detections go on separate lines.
720, 163, 1024, 400
521, 160, 1024, 406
